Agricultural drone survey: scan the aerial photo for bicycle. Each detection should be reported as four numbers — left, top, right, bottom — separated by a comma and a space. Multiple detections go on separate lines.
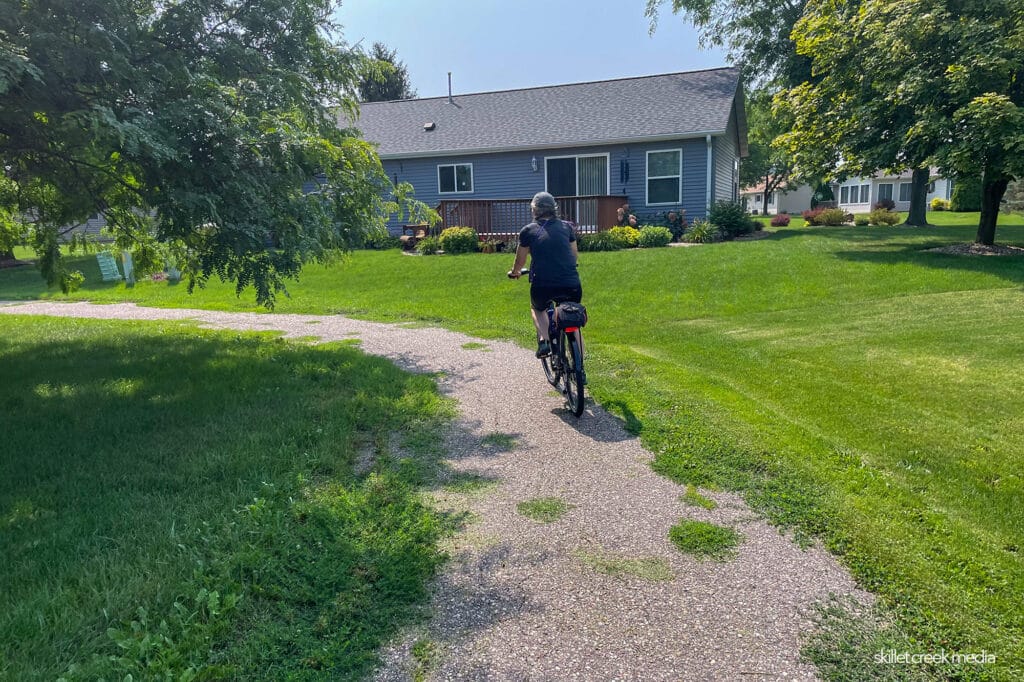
508, 268, 586, 417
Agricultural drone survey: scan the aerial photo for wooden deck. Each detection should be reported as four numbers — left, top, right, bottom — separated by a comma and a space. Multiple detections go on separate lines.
436, 195, 627, 238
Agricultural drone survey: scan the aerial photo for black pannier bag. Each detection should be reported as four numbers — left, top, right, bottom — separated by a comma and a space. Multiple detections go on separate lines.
555, 302, 588, 329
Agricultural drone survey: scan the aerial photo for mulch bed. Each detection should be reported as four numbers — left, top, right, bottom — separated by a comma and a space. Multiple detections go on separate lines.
925, 243, 1024, 256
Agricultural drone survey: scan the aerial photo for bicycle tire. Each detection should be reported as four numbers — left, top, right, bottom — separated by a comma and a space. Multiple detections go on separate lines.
565, 334, 585, 417
541, 353, 560, 387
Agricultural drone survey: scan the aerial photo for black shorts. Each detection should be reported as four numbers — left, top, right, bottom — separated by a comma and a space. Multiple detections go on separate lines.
531, 284, 583, 311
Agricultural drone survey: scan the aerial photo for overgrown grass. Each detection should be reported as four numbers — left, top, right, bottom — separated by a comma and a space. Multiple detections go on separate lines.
0, 316, 457, 680
668, 520, 741, 560
4, 215, 1024, 677
516, 497, 572, 523
573, 550, 674, 581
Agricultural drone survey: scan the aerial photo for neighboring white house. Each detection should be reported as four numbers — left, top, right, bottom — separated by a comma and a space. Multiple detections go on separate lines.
740, 181, 814, 215
834, 170, 953, 212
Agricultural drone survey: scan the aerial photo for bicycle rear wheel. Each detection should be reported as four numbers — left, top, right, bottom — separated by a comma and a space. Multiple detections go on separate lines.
541, 334, 563, 387
565, 334, 585, 417
541, 353, 561, 387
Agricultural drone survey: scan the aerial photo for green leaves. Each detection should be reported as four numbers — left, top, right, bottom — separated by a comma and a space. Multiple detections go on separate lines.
0, 0, 424, 306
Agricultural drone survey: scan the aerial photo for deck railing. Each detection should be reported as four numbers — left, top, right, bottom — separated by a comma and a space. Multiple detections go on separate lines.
436, 195, 627, 238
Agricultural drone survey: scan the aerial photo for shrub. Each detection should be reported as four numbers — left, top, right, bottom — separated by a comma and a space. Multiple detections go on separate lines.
854, 214, 870, 226
479, 239, 501, 254
363, 234, 402, 250
416, 235, 441, 254
770, 213, 791, 227
708, 200, 756, 238
577, 231, 625, 251
438, 226, 478, 254
872, 198, 896, 211
930, 197, 950, 211
637, 226, 673, 248
802, 208, 825, 225
817, 208, 849, 226
681, 219, 722, 243
868, 209, 901, 226
951, 175, 982, 212
607, 226, 640, 248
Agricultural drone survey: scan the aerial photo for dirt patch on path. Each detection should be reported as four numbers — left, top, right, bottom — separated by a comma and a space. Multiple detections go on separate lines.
0, 301, 869, 680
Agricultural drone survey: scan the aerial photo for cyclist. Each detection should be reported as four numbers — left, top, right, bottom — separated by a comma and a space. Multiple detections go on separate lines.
509, 191, 583, 359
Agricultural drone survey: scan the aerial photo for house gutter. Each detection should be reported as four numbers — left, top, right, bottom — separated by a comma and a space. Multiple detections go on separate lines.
705, 134, 713, 210
375, 130, 726, 160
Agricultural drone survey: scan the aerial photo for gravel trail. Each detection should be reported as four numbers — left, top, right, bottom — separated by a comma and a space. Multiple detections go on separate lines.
0, 301, 869, 680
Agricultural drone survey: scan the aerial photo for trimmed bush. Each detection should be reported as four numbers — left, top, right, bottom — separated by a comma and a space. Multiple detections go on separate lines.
854, 214, 870, 226
817, 208, 849, 226
708, 200, 756, 238
607, 226, 641, 248
868, 209, 901, 226
951, 176, 982, 212
681, 219, 722, 243
873, 198, 896, 211
416, 235, 441, 254
770, 213, 791, 227
930, 197, 950, 211
802, 208, 824, 225
637, 226, 673, 248
438, 226, 478, 254
578, 231, 625, 252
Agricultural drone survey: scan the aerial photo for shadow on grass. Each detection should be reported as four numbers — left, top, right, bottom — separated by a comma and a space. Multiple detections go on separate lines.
0, 317, 461, 679
832, 241, 1024, 286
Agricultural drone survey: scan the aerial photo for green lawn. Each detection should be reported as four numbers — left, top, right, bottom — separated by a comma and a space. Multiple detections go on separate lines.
3, 213, 1024, 678
0, 317, 457, 680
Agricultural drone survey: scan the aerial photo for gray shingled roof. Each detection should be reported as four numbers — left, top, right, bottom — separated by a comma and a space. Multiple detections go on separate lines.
353, 67, 742, 158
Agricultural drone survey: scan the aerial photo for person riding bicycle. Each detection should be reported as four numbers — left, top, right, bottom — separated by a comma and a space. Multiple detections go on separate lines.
509, 191, 582, 359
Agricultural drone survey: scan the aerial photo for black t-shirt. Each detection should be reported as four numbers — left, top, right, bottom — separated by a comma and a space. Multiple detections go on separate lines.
518, 218, 580, 287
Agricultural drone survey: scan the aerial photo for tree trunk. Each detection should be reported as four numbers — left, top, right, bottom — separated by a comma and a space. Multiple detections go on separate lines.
976, 175, 1009, 245
762, 173, 770, 215
903, 167, 931, 226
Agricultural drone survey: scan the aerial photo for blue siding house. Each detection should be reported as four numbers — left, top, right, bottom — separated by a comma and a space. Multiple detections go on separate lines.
354, 67, 747, 235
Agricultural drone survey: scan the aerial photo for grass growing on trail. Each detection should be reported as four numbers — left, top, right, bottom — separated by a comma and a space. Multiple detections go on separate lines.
0, 315, 456, 680
516, 497, 572, 523
480, 432, 519, 452
680, 484, 718, 510
5, 214, 1024, 677
668, 520, 741, 560
574, 550, 674, 581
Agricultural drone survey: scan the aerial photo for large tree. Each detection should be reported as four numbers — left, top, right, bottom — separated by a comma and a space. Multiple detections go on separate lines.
783, 0, 1024, 242
645, 0, 812, 88
777, 0, 952, 227
740, 88, 796, 215
357, 42, 416, 102
0, 0, 428, 304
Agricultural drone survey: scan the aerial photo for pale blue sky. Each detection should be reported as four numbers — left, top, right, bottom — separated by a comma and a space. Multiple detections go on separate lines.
335, 0, 729, 99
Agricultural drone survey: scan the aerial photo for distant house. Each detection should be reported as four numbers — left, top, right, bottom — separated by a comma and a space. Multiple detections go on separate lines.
739, 181, 814, 216
834, 170, 953, 212
354, 67, 748, 236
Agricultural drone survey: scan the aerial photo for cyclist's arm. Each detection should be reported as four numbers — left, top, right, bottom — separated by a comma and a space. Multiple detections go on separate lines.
510, 245, 529, 277
570, 240, 578, 264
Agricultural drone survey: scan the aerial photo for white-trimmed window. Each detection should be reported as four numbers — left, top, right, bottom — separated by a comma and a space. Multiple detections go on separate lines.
898, 182, 912, 202
767, 192, 775, 205
438, 163, 473, 194
860, 184, 870, 203
878, 183, 894, 202
646, 149, 682, 205
840, 186, 850, 204
754, 194, 762, 205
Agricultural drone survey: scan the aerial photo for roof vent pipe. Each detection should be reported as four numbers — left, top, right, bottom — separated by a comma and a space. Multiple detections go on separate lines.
448, 72, 453, 104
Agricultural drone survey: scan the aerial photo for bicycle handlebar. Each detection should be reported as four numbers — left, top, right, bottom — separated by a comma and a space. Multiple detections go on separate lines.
507, 268, 530, 279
